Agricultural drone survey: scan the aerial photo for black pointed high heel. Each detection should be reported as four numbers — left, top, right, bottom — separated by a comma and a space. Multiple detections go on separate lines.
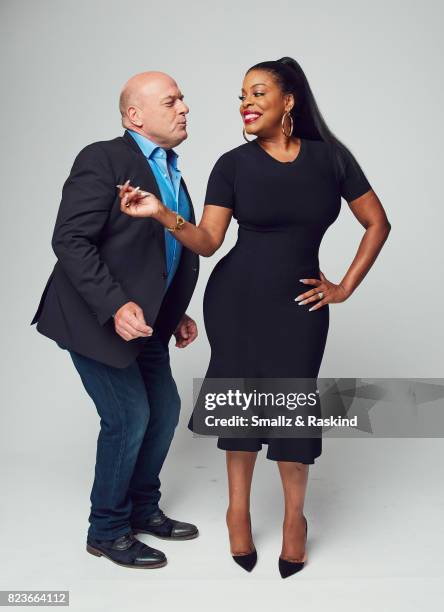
232, 548, 257, 572
230, 513, 257, 572
279, 515, 308, 578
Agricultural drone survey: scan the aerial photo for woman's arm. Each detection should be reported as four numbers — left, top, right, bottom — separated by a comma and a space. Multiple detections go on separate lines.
118, 183, 232, 257
340, 189, 391, 296
154, 201, 232, 257
295, 189, 391, 311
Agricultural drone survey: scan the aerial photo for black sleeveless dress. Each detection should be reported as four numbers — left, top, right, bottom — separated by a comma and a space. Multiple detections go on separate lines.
188, 138, 372, 463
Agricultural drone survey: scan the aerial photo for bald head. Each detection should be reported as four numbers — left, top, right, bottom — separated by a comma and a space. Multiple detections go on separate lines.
118, 71, 189, 148
119, 71, 175, 122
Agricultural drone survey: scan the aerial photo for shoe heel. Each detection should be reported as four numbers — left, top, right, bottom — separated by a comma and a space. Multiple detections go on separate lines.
86, 544, 103, 557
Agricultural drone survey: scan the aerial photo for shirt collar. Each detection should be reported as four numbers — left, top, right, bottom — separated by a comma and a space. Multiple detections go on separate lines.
128, 129, 179, 168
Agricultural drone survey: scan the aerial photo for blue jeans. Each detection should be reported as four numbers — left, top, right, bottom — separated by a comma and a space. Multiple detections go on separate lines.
67, 335, 181, 540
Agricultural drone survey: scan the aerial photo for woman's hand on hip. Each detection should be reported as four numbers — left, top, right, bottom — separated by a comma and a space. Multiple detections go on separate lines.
117, 180, 162, 218
294, 270, 350, 311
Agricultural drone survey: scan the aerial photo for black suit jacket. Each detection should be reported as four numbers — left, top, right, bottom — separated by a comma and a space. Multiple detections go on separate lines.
31, 130, 199, 368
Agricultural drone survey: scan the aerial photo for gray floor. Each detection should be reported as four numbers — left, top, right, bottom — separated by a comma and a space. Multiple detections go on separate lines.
2, 433, 443, 611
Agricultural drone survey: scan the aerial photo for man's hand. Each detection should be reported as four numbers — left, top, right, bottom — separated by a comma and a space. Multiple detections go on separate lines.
174, 314, 198, 348
114, 301, 153, 342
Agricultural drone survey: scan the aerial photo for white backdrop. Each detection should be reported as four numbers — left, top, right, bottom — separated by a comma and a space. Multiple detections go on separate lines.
1, 1, 443, 610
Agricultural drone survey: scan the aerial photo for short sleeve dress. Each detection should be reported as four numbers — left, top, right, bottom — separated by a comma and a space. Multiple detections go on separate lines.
188, 137, 372, 463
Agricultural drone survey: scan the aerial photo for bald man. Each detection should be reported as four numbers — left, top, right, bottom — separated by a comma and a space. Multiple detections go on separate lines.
31, 72, 200, 569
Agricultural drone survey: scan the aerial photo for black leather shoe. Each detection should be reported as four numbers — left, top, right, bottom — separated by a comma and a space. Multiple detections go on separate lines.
86, 532, 167, 569
279, 516, 308, 578
132, 509, 199, 540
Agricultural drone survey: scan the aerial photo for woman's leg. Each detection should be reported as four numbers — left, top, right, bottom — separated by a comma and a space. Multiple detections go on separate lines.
226, 450, 258, 555
277, 461, 309, 561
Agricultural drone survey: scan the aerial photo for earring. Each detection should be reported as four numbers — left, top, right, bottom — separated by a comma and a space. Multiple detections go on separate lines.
243, 127, 253, 143
281, 111, 294, 138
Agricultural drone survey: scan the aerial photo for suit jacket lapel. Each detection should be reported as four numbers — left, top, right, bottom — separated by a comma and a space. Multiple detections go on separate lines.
180, 177, 196, 224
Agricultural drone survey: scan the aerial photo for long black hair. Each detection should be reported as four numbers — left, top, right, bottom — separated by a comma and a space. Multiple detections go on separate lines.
246, 56, 351, 172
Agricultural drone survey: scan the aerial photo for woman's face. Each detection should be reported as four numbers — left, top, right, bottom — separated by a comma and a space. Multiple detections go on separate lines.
239, 69, 294, 138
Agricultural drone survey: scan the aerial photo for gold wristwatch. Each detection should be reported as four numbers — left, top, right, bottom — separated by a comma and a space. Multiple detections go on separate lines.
166, 214, 186, 232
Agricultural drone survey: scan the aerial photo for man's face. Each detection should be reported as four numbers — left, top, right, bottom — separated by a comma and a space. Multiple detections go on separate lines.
133, 78, 189, 148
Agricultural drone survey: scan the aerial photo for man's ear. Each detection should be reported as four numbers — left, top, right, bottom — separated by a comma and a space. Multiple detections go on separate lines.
126, 106, 143, 128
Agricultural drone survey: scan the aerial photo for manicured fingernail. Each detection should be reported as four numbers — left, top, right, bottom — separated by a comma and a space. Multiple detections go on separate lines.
116, 184, 123, 188
300, 279, 306, 283
134, 186, 140, 191
294, 296, 302, 302
298, 300, 306, 306
308, 306, 315, 311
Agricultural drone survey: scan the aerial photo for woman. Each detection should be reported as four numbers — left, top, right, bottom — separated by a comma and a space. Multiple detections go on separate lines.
118, 56, 391, 577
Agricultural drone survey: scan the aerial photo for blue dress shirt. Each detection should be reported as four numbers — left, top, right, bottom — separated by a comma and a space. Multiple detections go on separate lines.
128, 130, 191, 290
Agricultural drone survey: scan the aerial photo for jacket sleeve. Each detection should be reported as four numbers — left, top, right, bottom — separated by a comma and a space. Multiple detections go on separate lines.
51, 143, 130, 325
